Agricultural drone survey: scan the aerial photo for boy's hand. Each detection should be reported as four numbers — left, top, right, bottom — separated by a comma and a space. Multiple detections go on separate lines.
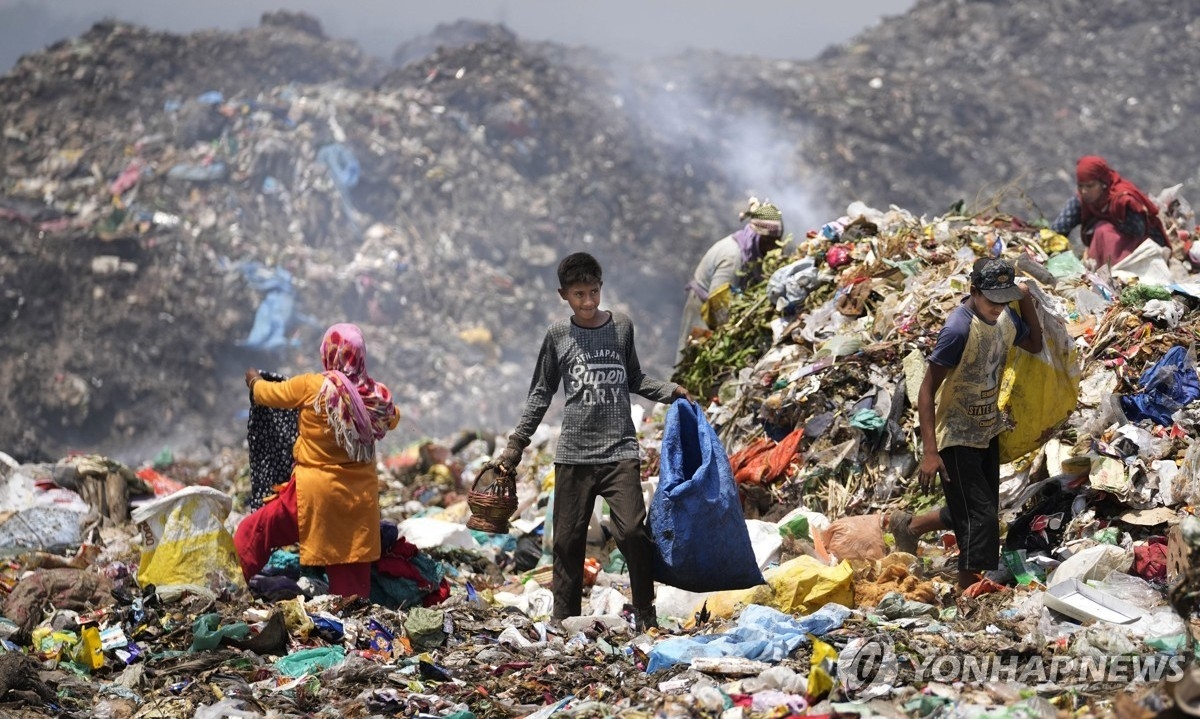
672, 386, 696, 404
491, 446, 522, 476
918, 452, 948, 493
1017, 281, 1034, 301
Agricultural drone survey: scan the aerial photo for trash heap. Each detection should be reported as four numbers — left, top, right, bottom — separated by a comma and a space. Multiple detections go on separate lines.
0, 16, 738, 460
674, 195, 1200, 524
5, 195, 1200, 717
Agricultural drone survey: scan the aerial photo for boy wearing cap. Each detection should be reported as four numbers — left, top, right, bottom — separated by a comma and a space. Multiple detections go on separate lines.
890, 257, 1043, 589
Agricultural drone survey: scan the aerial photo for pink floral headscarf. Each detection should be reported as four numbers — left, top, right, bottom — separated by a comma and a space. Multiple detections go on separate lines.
314, 323, 395, 462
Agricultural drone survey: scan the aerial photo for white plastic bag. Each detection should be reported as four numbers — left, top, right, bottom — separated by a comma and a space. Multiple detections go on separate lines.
1048, 544, 1131, 587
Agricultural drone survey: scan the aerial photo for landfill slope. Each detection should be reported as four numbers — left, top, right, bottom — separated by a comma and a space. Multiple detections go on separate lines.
0, 19, 741, 460
3, 0, 1200, 461
641, 0, 1200, 216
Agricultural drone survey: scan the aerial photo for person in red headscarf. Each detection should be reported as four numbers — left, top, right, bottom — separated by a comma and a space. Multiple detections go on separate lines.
235, 323, 399, 598
1049, 155, 1168, 267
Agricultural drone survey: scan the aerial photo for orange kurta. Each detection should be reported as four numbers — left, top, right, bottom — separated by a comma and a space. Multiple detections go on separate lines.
252, 373, 399, 566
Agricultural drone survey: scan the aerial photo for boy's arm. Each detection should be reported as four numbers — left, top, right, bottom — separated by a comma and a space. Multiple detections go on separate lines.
1014, 283, 1043, 354
916, 363, 950, 492
624, 321, 682, 404
499, 332, 560, 469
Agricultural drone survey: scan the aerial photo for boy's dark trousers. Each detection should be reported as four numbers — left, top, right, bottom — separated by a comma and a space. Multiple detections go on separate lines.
938, 437, 1001, 573
551, 459, 653, 619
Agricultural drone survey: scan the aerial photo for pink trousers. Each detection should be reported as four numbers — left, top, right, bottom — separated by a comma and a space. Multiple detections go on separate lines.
1086, 220, 1144, 267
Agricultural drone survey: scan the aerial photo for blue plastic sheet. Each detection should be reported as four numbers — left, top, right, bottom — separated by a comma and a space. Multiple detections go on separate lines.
1119, 345, 1200, 426
645, 603, 850, 673
237, 262, 298, 351
650, 399, 765, 592
317, 143, 360, 190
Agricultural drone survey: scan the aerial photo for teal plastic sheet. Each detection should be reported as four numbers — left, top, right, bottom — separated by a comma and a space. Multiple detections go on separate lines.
274, 646, 345, 677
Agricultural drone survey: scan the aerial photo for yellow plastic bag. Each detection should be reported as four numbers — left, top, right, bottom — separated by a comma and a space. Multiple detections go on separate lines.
702, 555, 855, 618
701, 584, 776, 620
1039, 228, 1070, 255
131, 486, 246, 591
807, 636, 838, 700
700, 282, 732, 328
768, 555, 854, 614
997, 287, 1081, 463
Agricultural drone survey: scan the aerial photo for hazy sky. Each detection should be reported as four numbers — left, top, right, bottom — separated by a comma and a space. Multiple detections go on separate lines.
1, 0, 915, 69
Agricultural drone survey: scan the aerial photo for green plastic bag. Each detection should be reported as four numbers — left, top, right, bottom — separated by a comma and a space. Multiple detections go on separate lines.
189, 613, 249, 652
403, 607, 446, 652
274, 646, 345, 677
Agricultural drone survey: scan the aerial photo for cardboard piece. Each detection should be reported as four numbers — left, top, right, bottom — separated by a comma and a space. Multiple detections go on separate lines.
1118, 507, 1177, 527
1043, 578, 1147, 625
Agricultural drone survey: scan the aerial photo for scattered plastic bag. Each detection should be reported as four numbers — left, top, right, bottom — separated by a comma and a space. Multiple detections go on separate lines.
701, 282, 732, 328
821, 514, 886, 562
1094, 571, 1163, 610
274, 646, 345, 677
189, 613, 250, 652
131, 486, 245, 591
767, 556, 854, 615
1119, 345, 1200, 426
1048, 544, 1131, 587
1142, 299, 1185, 328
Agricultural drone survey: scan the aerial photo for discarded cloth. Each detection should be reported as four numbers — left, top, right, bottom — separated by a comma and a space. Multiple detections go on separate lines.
247, 373, 299, 510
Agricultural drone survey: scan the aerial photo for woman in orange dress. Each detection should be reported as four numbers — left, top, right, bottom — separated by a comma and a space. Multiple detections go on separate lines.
234, 323, 399, 598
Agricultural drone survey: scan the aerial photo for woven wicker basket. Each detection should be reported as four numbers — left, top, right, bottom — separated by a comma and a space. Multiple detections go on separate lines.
466, 466, 517, 534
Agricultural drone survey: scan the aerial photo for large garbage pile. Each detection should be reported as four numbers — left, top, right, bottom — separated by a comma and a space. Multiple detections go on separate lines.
632, 0, 1200, 217
5, 3, 1200, 710
0, 16, 740, 461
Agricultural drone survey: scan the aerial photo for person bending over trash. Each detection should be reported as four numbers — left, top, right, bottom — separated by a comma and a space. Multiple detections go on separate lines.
890, 258, 1042, 590
1049, 155, 1168, 268
491, 252, 693, 631
675, 197, 784, 366
235, 323, 399, 598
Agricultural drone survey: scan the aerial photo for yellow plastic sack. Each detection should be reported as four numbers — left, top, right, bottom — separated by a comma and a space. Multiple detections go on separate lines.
807, 636, 838, 700
705, 555, 855, 618
997, 286, 1081, 463
131, 486, 246, 591
700, 282, 732, 328
768, 556, 854, 614
1039, 228, 1070, 255
701, 584, 776, 620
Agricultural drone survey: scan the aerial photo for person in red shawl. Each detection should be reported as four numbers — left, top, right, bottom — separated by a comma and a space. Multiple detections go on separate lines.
1049, 155, 1168, 267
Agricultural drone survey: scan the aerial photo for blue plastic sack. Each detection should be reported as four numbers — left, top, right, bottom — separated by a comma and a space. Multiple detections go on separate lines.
1120, 345, 1200, 426
649, 399, 765, 592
